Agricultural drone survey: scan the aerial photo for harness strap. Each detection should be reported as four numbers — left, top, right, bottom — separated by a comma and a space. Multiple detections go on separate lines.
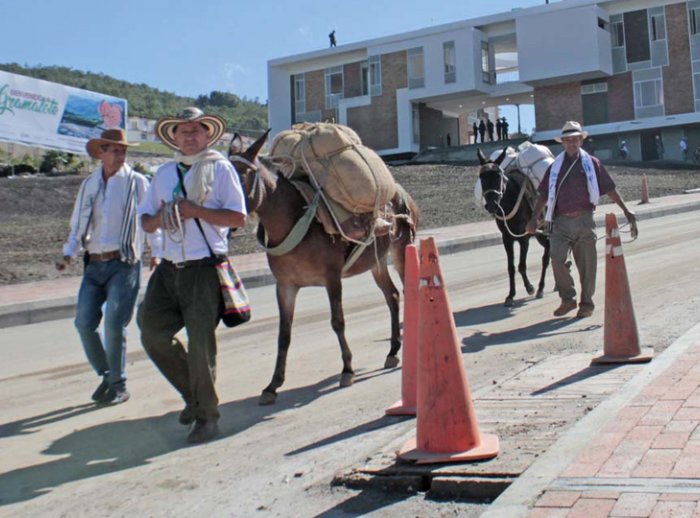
259, 190, 321, 256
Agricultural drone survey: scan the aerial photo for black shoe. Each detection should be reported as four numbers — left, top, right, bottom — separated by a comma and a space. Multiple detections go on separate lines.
97, 387, 130, 405
91, 379, 109, 402
179, 405, 194, 426
187, 419, 219, 444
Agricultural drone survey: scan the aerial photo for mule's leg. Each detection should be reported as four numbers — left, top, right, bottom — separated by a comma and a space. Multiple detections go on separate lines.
259, 283, 299, 405
371, 261, 401, 369
502, 234, 516, 306
518, 237, 535, 295
326, 277, 355, 388
535, 234, 551, 298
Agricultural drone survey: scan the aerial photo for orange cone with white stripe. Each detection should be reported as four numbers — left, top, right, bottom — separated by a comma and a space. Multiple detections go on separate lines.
386, 244, 419, 416
397, 237, 499, 463
591, 213, 653, 365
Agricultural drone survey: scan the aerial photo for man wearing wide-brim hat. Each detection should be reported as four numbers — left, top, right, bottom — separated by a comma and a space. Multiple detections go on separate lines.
57, 128, 161, 405
527, 121, 637, 319
137, 107, 247, 444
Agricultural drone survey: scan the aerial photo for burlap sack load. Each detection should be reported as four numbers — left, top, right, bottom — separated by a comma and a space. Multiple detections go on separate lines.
515, 141, 554, 189
270, 122, 395, 215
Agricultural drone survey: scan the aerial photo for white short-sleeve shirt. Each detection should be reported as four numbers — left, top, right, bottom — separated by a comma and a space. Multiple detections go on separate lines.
138, 159, 246, 262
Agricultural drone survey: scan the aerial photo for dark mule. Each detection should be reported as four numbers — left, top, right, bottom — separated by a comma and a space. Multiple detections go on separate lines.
229, 131, 419, 405
477, 148, 550, 306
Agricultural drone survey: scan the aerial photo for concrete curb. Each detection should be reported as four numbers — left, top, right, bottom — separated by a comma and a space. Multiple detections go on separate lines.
1, 197, 698, 329
480, 321, 700, 517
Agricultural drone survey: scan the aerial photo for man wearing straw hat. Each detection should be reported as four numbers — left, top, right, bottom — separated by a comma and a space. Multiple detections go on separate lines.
527, 121, 637, 319
57, 128, 160, 405
137, 107, 246, 444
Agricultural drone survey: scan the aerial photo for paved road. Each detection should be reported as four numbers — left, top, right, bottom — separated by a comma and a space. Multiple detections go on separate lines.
0, 211, 698, 517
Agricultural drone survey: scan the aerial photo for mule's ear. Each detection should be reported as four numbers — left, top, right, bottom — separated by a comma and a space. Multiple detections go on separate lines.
229, 133, 243, 157
494, 148, 508, 166
477, 148, 487, 165
244, 129, 271, 160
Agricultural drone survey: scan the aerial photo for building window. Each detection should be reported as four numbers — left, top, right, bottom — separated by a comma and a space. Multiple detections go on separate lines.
407, 47, 424, 89
325, 66, 343, 109
611, 20, 625, 47
581, 82, 608, 95
691, 7, 700, 35
294, 74, 305, 116
361, 62, 369, 96
481, 41, 492, 84
634, 79, 663, 108
368, 55, 382, 96
650, 13, 666, 41
443, 41, 456, 84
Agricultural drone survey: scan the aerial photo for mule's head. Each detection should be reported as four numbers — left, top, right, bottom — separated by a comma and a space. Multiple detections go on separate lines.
477, 148, 508, 215
229, 129, 271, 212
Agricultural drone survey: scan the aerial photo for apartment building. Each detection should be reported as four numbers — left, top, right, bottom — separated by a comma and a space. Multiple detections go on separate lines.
268, 0, 700, 161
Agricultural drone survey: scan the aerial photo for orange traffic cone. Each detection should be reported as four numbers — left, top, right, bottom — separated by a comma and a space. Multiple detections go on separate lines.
591, 213, 653, 365
639, 174, 650, 204
386, 244, 419, 416
397, 237, 499, 463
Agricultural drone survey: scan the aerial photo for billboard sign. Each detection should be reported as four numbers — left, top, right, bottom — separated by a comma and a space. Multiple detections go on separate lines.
0, 70, 127, 155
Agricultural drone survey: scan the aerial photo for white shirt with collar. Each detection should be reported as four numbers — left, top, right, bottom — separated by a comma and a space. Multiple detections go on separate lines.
63, 165, 161, 259
138, 158, 246, 263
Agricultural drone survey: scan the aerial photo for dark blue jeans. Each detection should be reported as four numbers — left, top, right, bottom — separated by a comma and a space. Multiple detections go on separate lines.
74, 259, 141, 391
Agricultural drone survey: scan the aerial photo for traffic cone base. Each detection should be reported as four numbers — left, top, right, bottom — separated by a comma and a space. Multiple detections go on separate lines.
385, 399, 416, 416
591, 347, 653, 365
397, 434, 499, 464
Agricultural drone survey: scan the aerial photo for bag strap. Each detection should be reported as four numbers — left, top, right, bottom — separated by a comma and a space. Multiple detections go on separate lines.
176, 164, 217, 259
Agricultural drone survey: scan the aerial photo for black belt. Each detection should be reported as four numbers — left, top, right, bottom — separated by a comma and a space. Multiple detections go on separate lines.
163, 257, 224, 269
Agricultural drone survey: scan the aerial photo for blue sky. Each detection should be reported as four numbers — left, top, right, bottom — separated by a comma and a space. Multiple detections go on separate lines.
2, 0, 549, 129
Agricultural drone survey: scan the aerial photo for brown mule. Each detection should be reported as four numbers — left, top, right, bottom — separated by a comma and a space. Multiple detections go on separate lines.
229, 131, 419, 405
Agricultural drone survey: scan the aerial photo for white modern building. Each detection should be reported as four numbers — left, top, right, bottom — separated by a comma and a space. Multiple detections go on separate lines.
268, 0, 700, 161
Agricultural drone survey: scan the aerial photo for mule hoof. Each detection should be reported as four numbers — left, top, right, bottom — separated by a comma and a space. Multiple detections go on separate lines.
504, 298, 514, 307
258, 391, 277, 406
339, 372, 355, 387
526, 285, 535, 295
384, 355, 400, 369
536, 290, 544, 299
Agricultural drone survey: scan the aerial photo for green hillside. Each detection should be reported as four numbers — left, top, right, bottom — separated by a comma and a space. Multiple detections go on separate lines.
0, 63, 268, 136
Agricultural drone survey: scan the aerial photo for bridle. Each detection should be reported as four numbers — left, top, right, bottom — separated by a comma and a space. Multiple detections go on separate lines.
230, 154, 264, 213
479, 162, 534, 238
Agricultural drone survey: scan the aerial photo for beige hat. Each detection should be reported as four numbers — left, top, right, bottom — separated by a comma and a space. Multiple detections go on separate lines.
155, 107, 226, 151
554, 120, 588, 143
86, 128, 137, 159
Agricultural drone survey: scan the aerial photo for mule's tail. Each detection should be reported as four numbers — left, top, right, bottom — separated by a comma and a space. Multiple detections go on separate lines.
391, 182, 420, 282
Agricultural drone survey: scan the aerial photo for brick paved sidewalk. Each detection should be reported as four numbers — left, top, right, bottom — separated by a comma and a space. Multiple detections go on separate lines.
477, 320, 700, 518
528, 336, 700, 517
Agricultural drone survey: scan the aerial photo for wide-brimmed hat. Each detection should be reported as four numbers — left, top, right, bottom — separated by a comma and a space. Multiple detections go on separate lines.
86, 128, 137, 159
155, 107, 226, 151
554, 121, 588, 142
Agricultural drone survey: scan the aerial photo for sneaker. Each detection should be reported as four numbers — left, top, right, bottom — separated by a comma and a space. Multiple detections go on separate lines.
91, 378, 109, 402
179, 404, 194, 426
187, 419, 219, 444
97, 387, 130, 405
553, 299, 577, 317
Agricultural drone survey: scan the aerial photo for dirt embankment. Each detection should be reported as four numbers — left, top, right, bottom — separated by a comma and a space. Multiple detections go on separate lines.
1, 162, 699, 285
